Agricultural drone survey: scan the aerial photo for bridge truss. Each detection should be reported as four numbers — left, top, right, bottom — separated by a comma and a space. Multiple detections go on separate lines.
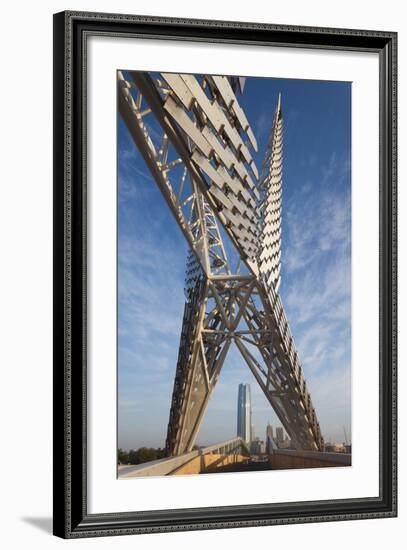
118, 70, 324, 455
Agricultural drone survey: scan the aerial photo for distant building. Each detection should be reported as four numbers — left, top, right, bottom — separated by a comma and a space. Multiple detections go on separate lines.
279, 438, 293, 449
333, 443, 346, 453
237, 383, 252, 444
266, 434, 278, 454
276, 427, 284, 447
250, 437, 266, 455
324, 442, 348, 453
266, 423, 273, 440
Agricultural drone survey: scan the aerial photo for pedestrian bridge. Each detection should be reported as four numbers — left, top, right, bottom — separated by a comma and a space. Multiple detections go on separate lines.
118, 437, 250, 478
118, 437, 351, 478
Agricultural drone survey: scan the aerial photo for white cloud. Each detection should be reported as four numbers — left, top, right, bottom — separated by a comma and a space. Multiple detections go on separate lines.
276, 151, 352, 442
307, 364, 351, 443
321, 151, 337, 185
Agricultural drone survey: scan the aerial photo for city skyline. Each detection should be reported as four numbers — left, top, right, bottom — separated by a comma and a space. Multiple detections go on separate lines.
117, 402, 351, 452
118, 74, 351, 451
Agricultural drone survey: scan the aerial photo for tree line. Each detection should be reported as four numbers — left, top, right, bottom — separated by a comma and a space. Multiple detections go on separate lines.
118, 447, 167, 465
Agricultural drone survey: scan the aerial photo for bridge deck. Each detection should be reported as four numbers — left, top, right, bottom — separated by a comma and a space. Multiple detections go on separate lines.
118, 438, 351, 478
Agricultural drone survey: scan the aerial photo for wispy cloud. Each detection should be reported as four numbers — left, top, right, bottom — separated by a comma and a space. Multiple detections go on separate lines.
254, 111, 273, 143
321, 151, 337, 185
278, 151, 351, 441
284, 171, 350, 274
307, 364, 351, 443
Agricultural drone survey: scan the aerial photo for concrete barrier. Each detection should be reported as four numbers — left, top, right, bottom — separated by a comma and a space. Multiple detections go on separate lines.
118, 437, 250, 478
269, 449, 351, 470
172, 453, 250, 475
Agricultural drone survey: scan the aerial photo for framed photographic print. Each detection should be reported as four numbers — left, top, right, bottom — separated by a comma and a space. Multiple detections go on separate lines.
53, 11, 397, 538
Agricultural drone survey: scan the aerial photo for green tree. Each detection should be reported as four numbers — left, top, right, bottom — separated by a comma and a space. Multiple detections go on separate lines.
128, 449, 139, 464
118, 446, 168, 465
118, 448, 129, 464
137, 447, 158, 463
156, 448, 166, 459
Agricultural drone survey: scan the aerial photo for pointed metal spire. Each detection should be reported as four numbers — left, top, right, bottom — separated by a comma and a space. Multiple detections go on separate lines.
257, 94, 284, 293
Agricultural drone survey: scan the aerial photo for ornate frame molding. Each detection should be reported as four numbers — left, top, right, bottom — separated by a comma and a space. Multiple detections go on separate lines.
53, 11, 397, 538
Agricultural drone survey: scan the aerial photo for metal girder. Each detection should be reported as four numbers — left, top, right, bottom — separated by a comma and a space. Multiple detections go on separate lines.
165, 277, 234, 455
166, 275, 323, 455
235, 282, 324, 451
118, 70, 261, 275
118, 71, 324, 455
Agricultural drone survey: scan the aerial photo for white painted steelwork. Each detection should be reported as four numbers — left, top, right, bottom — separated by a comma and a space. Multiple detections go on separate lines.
118, 71, 324, 455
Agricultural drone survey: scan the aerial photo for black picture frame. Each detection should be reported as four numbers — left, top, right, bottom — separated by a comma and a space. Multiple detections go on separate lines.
53, 10, 397, 538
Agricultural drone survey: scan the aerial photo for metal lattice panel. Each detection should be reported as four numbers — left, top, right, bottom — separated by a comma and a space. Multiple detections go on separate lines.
258, 94, 283, 292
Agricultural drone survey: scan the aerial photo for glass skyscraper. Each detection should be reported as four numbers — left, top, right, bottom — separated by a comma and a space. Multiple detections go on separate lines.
237, 383, 252, 444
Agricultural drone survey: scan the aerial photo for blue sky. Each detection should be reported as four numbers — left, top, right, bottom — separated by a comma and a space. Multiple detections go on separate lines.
117, 75, 351, 450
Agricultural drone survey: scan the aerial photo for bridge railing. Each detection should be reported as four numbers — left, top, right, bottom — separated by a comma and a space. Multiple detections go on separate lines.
268, 448, 351, 469
118, 437, 250, 478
